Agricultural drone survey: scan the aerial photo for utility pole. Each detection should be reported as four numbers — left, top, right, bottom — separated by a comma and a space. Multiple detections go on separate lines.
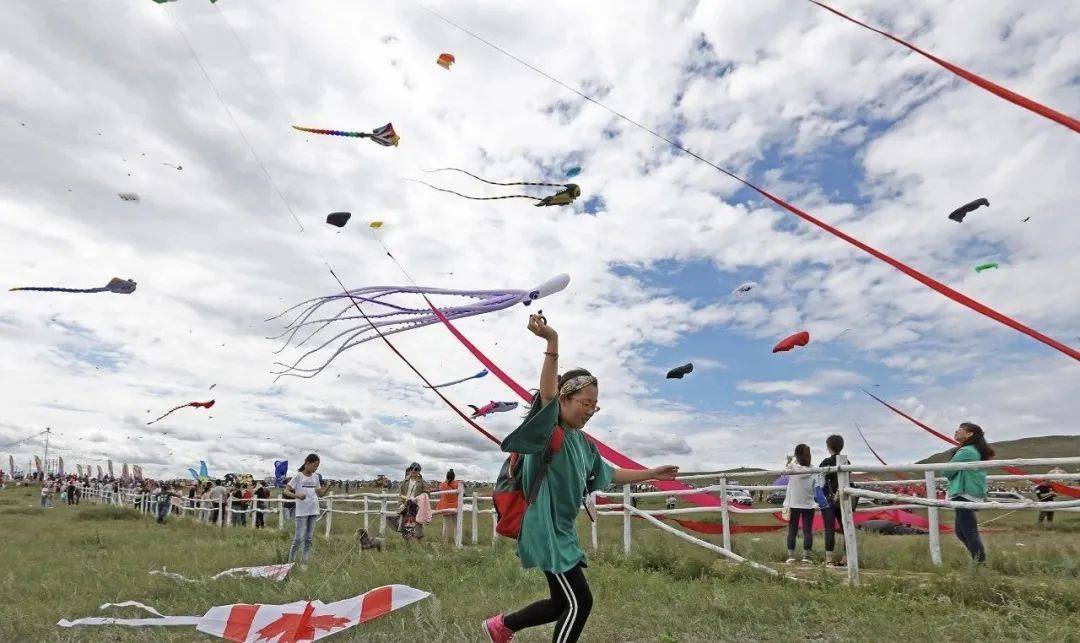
42, 427, 51, 481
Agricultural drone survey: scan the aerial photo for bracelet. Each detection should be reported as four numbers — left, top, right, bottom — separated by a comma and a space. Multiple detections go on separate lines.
544, 352, 558, 358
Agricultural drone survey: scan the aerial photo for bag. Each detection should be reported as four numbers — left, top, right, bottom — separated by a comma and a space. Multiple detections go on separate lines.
492, 426, 566, 539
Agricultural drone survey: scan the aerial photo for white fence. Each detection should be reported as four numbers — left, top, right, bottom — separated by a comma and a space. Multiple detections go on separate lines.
77, 485, 497, 549
595, 456, 1080, 585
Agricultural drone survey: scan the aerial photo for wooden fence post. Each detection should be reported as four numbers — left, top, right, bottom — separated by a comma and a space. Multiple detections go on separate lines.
471, 491, 479, 545
379, 499, 387, 535
363, 496, 370, 530
836, 455, 859, 586
455, 489, 465, 549
924, 470, 942, 566
324, 495, 334, 540
225, 496, 233, 528
623, 484, 632, 555
589, 493, 598, 551
719, 478, 732, 552
278, 498, 285, 530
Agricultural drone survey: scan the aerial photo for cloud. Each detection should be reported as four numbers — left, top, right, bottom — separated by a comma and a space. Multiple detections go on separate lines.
737, 369, 864, 396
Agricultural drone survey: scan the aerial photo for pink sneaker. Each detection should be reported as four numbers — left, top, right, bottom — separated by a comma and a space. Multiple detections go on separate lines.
483, 613, 514, 643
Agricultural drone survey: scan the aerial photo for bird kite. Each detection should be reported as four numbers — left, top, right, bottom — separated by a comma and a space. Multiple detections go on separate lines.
326, 212, 351, 228
974, 262, 998, 273
948, 198, 989, 223
772, 331, 810, 353
10, 277, 136, 295
292, 123, 400, 147
467, 400, 518, 418
410, 168, 581, 207
148, 400, 215, 425
666, 363, 694, 379
436, 53, 455, 69
426, 369, 488, 389
57, 584, 431, 641
732, 282, 756, 295
268, 274, 570, 379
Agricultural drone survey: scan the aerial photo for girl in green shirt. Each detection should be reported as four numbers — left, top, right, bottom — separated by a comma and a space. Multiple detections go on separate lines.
483, 314, 679, 643
945, 422, 994, 563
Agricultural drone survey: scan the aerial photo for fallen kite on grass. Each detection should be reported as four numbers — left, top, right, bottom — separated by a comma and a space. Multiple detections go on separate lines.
57, 584, 431, 641
148, 400, 215, 425
10, 277, 136, 295
150, 563, 294, 584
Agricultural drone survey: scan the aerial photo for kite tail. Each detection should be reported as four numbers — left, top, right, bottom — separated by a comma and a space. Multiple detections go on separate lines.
406, 179, 540, 202
424, 167, 569, 188
853, 421, 893, 469
9, 286, 108, 294
291, 125, 369, 138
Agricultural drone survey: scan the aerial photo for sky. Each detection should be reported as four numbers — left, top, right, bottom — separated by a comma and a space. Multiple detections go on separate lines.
1, 0, 1077, 482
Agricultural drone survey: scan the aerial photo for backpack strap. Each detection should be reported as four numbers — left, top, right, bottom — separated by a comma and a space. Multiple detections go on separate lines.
524, 426, 565, 504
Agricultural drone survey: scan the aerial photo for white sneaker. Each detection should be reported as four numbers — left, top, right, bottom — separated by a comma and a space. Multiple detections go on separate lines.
784, 558, 797, 564
801, 557, 813, 564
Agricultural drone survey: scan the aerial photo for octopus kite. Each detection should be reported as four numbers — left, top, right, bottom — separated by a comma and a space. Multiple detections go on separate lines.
410, 168, 581, 207
147, 400, 215, 425
10, 277, 136, 295
292, 123, 400, 147
268, 274, 571, 379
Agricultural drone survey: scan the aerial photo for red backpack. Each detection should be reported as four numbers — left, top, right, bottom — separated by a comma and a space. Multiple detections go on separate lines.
492, 426, 566, 539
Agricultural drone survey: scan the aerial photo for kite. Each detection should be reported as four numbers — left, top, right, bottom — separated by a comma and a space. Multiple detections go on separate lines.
148, 400, 215, 425
410, 168, 581, 207
425, 369, 488, 389
467, 400, 518, 418
1021, 217, 1031, 223
292, 123, 400, 147
853, 421, 889, 467
666, 363, 694, 379
948, 198, 990, 223
369, 221, 383, 229
57, 584, 431, 641
150, 564, 294, 584
161, 163, 182, 170
565, 166, 581, 178
10, 277, 136, 295
326, 212, 351, 228
772, 331, 810, 353
118, 193, 140, 202
436, 53, 455, 69
732, 282, 756, 295
267, 274, 570, 380
974, 262, 998, 273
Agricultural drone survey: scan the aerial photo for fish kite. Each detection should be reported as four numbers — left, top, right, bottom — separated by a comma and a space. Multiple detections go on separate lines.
666, 363, 694, 379
268, 274, 570, 380
10, 277, 136, 295
772, 331, 810, 353
410, 168, 581, 207
326, 212, 351, 228
57, 584, 431, 641
974, 262, 998, 273
467, 400, 518, 418
436, 53, 455, 69
947, 198, 989, 223
118, 193, 140, 202
732, 282, 756, 295
148, 400, 215, 425
426, 369, 488, 390
292, 123, 400, 147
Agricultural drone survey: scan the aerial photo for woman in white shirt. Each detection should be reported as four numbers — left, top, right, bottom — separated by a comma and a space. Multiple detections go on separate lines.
284, 453, 328, 565
783, 444, 819, 564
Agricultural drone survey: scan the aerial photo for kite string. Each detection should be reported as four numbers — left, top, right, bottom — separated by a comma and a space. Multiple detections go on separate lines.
413, 3, 1079, 362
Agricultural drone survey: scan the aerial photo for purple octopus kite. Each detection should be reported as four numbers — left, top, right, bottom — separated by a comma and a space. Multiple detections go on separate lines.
268, 274, 570, 380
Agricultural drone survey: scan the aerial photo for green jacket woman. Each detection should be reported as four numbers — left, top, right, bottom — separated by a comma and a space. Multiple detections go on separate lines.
946, 422, 994, 563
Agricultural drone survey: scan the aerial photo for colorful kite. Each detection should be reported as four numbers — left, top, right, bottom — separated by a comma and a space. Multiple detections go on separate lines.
267, 274, 570, 380
948, 198, 989, 223
326, 212, 351, 228
772, 331, 810, 353
369, 221, 383, 229
974, 262, 998, 273
425, 369, 488, 390
57, 584, 431, 641
666, 363, 693, 379
467, 400, 518, 418
436, 53, 455, 69
148, 400, 215, 425
10, 277, 136, 295
410, 168, 581, 207
292, 123, 400, 147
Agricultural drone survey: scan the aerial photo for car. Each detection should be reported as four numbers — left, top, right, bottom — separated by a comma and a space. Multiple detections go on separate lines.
986, 491, 1028, 503
726, 490, 753, 506
767, 490, 786, 505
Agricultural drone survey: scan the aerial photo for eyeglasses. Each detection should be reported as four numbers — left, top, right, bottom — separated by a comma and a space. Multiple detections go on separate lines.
573, 398, 599, 413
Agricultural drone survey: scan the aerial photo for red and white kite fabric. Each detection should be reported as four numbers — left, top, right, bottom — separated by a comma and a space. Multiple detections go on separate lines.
58, 584, 431, 642
150, 563, 295, 583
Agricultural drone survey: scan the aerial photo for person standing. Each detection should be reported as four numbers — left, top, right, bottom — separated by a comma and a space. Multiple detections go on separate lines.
155, 483, 178, 524
1034, 482, 1056, 524
946, 422, 993, 563
285, 454, 328, 566
783, 444, 817, 564
254, 481, 270, 529
397, 464, 426, 542
818, 434, 849, 567
436, 469, 462, 540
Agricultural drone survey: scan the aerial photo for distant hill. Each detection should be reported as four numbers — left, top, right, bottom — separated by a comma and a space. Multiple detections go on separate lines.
917, 435, 1080, 471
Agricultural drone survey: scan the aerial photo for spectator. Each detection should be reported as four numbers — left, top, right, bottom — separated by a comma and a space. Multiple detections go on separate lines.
254, 481, 270, 529
946, 422, 993, 564
285, 453, 328, 566
784, 444, 817, 564
1034, 482, 1055, 524
436, 469, 462, 540
397, 463, 425, 542
818, 434, 850, 567
155, 483, 179, 524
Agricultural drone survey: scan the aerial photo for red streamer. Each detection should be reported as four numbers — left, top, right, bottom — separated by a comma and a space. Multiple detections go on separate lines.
808, 0, 1080, 134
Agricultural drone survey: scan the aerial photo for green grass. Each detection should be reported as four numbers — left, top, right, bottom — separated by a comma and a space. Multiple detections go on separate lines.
1, 485, 1078, 641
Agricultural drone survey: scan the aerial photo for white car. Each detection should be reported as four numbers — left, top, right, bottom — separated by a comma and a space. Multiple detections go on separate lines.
726, 490, 753, 506
986, 491, 1027, 503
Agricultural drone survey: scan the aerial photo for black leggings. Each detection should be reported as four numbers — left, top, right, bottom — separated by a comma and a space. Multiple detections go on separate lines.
504, 564, 592, 643
786, 508, 814, 553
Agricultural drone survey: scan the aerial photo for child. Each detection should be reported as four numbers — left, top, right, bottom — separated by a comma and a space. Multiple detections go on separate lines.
817, 434, 849, 567
483, 314, 679, 643
946, 422, 993, 563
783, 444, 817, 564
436, 469, 462, 539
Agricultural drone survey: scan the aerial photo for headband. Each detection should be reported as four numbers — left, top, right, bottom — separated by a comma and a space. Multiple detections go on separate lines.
559, 375, 598, 398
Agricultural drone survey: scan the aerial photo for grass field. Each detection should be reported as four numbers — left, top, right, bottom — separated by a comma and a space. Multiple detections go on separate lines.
1, 485, 1078, 641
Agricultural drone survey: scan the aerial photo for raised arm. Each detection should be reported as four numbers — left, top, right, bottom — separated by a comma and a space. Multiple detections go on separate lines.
612, 465, 679, 485
527, 313, 559, 405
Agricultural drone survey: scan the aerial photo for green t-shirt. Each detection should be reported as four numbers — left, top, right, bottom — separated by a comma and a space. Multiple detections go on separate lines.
501, 400, 613, 574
